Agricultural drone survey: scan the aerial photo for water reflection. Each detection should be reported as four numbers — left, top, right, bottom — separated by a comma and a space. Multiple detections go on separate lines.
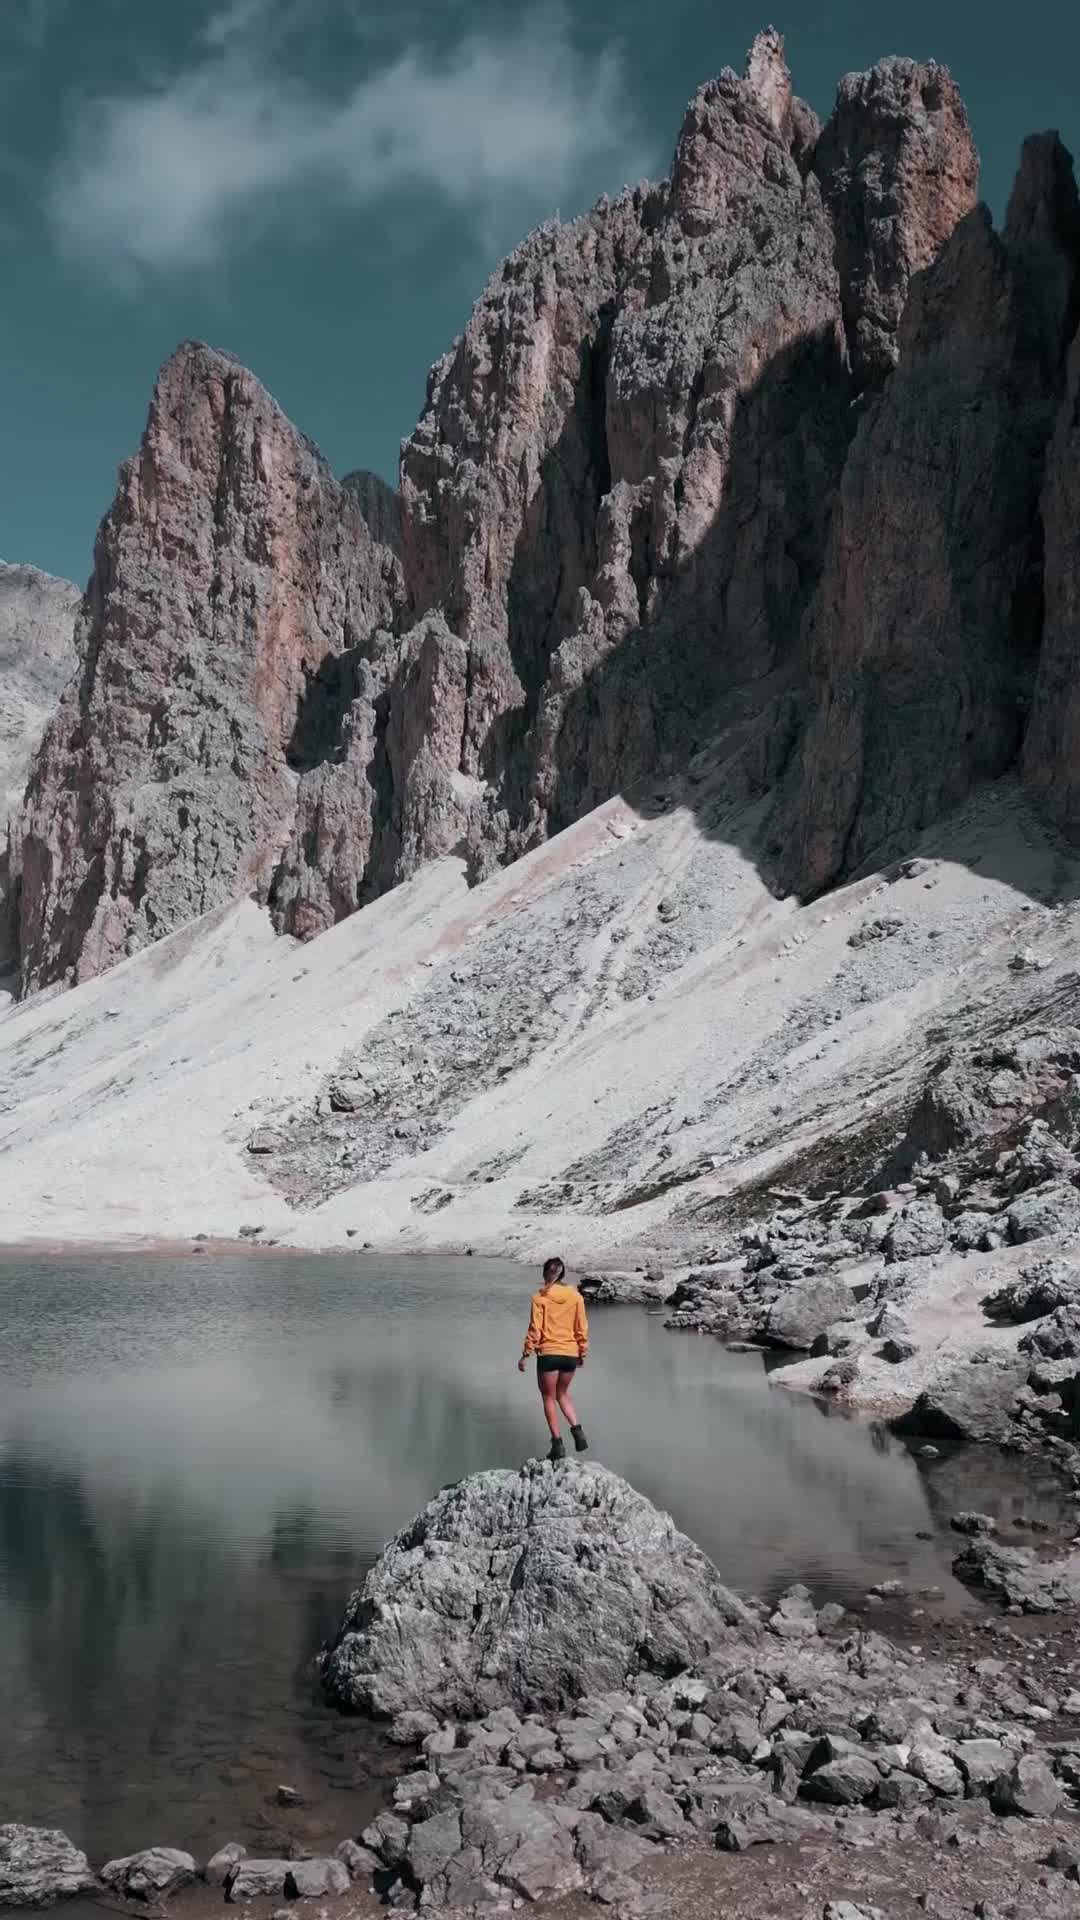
0, 1252, 998, 1861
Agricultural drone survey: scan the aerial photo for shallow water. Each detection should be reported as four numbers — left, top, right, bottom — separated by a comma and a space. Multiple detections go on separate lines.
0, 1252, 1065, 1863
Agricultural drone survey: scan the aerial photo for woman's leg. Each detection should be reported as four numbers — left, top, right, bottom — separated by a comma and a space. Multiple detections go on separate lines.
555, 1371, 579, 1429
539, 1369, 561, 1438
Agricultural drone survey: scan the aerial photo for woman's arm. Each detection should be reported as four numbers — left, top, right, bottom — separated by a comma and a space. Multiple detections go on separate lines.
521, 1294, 543, 1358
574, 1294, 589, 1362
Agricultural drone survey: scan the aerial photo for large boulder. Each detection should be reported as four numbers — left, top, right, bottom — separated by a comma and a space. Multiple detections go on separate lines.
954, 1540, 1080, 1613
100, 1848, 196, 1900
1006, 1181, 1080, 1244
1019, 1302, 1080, 1359
759, 1277, 857, 1351
0, 1827, 96, 1909
320, 1462, 755, 1720
883, 1198, 946, 1263
990, 1753, 1063, 1818
891, 1352, 1029, 1443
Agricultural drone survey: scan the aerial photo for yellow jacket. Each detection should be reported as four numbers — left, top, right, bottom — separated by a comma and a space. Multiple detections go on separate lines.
522, 1283, 589, 1360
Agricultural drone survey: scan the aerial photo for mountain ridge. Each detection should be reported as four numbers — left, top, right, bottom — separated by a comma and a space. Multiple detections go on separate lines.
2, 28, 1079, 1016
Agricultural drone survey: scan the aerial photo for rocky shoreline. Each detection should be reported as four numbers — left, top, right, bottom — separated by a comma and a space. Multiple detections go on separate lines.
8, 1461, 1080, 1920
580, 1023, 1080, 1480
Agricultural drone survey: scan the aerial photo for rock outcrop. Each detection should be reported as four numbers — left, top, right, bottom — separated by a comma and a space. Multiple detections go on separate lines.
324, 1479, 1080, 1913
320, 1461, 754, 1720
893, 1028, 1080, 1169
0, 1826, 95, 1908
813, 58, 978, 388
0, 564, 78, 976
18, 343, 402, 989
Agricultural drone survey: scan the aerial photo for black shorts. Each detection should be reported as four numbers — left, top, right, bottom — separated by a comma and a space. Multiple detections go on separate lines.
537, 1354, 578, 1376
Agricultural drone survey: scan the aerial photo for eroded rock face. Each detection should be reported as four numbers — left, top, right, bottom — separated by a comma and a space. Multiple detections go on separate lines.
1025, 320, 1080, 835
320, 1461, 755, 1720
894, 1028, 1080, 1168
0, 565, 78, 975
814, 58, 979, 388
396, 30, 850, 865
341, 469, 401, 557
18, 343, 402, 989
775, 135, 1080, 895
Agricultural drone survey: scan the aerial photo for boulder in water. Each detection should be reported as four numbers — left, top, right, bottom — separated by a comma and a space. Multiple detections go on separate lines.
320, 1460, 755, 1719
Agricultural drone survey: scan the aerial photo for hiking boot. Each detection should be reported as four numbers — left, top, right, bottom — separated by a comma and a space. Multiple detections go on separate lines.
548, 1437, 566, 1464
571, 1424, 589, 1453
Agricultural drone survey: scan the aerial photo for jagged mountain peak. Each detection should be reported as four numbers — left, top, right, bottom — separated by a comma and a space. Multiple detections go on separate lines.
10, 33, 1080, 1001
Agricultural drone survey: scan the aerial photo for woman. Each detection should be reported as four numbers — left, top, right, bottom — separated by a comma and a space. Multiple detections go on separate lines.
517, 1256, 589, 1462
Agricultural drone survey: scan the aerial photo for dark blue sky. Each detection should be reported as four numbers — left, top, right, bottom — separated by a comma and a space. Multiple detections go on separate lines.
2, 0, 1078, 587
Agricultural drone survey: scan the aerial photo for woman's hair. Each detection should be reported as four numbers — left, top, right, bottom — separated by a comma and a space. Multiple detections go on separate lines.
542, 1256, 566, 1284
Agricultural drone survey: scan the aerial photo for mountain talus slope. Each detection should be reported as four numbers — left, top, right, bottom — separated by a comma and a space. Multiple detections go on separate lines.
0, 767, 1076, 1255
19, 28, 1071, 996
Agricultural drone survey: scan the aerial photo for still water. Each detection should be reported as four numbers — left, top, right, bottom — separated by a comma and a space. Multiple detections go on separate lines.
0, 1252, 1053, 1865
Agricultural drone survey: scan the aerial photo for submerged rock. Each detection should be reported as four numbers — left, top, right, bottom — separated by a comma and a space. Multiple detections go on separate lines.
321, 1461, 755, 1719
0, 1827, 96, 1909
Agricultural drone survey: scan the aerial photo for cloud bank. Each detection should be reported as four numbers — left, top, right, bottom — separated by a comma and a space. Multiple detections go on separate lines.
48, 4, 647, 277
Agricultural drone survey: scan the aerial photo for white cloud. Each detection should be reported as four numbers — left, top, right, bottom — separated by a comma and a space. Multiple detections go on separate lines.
47, 6, 648, 278
200, 0, 276, 47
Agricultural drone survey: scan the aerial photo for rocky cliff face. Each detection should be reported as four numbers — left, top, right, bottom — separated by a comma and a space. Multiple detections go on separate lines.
389, 34, 980, 875
814, 58, 979, 388
0, 563, 79, 976
395, 32, 844, 870
18, 344, 402, 989
775, 134, 1080, 893
12, 31, 1080, 994
1024, 289, 1080, 834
